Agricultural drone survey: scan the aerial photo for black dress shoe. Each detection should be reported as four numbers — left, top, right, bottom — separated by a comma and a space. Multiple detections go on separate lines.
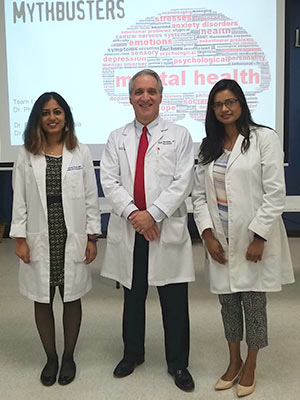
113, 357, 144, 378
40, 359, 59, 387
168, 368, 195, 392
58, 359, 76, 386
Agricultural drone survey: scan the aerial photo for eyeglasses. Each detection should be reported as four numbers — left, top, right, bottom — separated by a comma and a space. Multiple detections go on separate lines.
212, 98, 239, 111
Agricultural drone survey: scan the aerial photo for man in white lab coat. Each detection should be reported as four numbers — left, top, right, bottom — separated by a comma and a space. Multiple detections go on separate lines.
100, 69, 195, 391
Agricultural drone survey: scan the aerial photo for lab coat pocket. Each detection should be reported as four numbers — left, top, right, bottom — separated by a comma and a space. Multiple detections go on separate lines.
160, 215, 189, 245
70, 233, 87, 262
107, 214, 123, 243
156, 148, 175, 176
26, 232, 43, 262
66, 169, 85, 199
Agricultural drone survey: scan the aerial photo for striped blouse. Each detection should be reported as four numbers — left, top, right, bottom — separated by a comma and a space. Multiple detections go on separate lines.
213, 150, 231, 238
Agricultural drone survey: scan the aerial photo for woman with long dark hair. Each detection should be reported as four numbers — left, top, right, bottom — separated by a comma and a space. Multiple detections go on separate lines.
10, 92, 100, 386
192, 79, 294, 397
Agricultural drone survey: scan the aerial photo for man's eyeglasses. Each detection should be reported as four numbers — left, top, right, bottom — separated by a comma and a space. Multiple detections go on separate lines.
212, 98, 239, 111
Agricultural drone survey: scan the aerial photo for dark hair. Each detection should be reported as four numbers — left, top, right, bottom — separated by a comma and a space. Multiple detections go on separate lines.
24, 92, 77, 154
199, 79, 266, 165
128, 69, 163, 96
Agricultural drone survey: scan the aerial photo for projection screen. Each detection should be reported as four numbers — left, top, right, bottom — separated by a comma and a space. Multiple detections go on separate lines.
0, 0, 285, 162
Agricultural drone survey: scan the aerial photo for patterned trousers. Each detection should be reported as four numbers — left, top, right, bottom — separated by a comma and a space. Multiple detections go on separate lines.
218, 292, 268, 349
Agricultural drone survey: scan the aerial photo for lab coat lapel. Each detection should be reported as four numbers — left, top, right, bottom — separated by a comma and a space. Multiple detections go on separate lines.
227, 134, 244, 170
124, 123, 137, 180
207, 162, 217, 199
147, 119, 164, 152
61, 145, 74, 182
207, 161, 227, 246
30, 153, 47, 219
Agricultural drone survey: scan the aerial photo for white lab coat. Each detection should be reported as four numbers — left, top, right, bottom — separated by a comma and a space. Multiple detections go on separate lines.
192, 127, 294, 294
10, 143, 101, 303
100, 117, 195, 289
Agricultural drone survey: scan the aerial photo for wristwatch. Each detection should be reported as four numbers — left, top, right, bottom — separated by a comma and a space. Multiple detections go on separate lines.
254, 233, 266, 242
88, 236, 98, 243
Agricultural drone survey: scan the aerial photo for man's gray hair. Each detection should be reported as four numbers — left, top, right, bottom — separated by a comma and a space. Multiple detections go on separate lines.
128, 69, 163, 96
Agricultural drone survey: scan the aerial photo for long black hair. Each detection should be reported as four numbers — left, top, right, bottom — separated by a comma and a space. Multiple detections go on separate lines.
199, 79, 267, 165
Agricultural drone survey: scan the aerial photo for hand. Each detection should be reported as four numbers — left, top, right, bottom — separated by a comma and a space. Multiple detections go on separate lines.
85, 241, 97, 264
246, 238, 265, 262
143, 225, 160, 241
202, 229, 226, 264
128, 210, 139, 219
15, 238, 30, 264
129, 210, 155, 234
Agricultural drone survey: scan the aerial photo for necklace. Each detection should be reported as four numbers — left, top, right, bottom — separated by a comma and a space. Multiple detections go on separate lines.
45, 143, 63, 156
224, 134, 238, 151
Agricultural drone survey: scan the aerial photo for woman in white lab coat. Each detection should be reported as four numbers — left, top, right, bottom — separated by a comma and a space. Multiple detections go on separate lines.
10, 92, 100, 387
192, 79, 294, 397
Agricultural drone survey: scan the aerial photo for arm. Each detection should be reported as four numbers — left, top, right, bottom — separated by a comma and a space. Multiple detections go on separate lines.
153, 128, 195, 217
132, 128, 194, 239
100, 132, 134, 216
192, 164, 226, 264
10, 149, 31, 262
101, 131, 160, 240
10, 148, 28, 239
191, 163, 215, 236
82, 145, 101, 236
248, 129, 286, 239
81, 145, 101, 263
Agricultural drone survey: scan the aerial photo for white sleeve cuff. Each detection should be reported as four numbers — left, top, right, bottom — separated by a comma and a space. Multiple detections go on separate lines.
147, 205, 167, 222
122, 202, 138, 220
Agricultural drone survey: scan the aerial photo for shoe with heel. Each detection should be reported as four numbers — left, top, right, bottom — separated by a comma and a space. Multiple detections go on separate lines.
237, 370, 256, 397
215, 362, 244, 390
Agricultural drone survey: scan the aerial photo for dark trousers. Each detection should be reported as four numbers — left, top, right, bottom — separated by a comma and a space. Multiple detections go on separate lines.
122, 233, 190, 370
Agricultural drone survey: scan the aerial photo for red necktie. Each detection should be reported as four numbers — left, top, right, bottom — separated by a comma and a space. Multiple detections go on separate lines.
134, 126, 148, 210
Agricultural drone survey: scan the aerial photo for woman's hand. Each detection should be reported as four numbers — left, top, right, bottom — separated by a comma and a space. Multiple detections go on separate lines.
202, 229, 226, 264
15, 238, 30, 264
246, 238, 265, 262
85, 241, 97, 264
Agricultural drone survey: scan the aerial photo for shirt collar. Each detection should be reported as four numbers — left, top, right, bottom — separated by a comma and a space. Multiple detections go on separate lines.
134, 116, 160, 137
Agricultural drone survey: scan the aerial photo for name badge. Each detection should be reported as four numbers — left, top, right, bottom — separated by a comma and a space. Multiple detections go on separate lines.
67, 165, 83, 171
